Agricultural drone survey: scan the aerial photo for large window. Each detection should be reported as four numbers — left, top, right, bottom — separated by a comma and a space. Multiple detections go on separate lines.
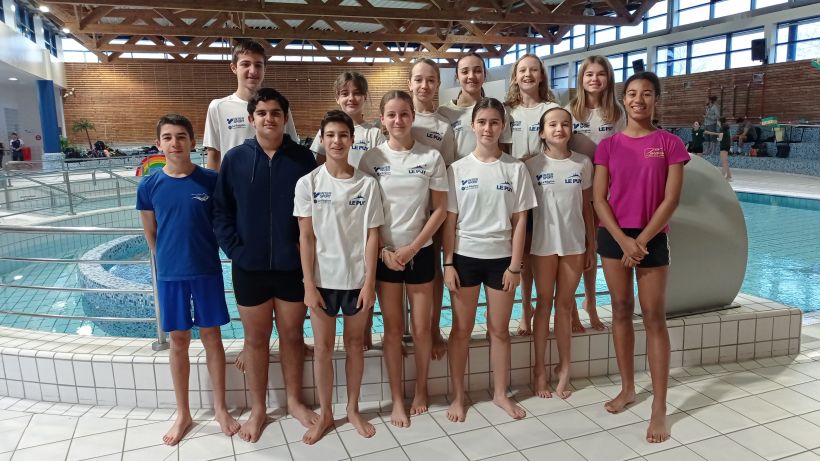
655, 42, 688, 77
15, 3, 35, 42
729, 29, 764, 68
591, 1, 668, 45
44, 28, 58, 57
550, 25, 586, 55
0, 2, 5, 23
607, 50, 648, 82
776, 16, 820, 63
61, 38, 100, 63
655, 28, 763, 76
676, 0, 786, 26
551, 63, 569, 89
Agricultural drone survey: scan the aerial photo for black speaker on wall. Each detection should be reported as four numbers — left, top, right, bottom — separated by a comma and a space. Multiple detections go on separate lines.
751, 39, 766, 62
632, 59, 645, 73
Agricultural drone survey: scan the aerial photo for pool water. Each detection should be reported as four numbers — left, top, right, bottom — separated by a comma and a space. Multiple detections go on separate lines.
0, 192, 818, 338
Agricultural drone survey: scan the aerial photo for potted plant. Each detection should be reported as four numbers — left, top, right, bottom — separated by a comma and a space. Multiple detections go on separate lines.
72, 119, 96, 151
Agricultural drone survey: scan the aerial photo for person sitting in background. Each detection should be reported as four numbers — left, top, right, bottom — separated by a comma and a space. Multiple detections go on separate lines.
734, 117, 759, 154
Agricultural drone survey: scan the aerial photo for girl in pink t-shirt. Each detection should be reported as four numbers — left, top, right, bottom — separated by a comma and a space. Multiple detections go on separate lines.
592, 72, 689, 444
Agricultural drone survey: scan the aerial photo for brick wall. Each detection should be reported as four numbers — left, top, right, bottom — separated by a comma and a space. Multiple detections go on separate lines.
63, 60, 818, 146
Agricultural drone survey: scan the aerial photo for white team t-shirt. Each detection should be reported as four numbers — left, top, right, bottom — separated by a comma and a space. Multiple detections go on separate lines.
309, 122, 385, 168
203, 93, 299, 155
566, 105, 626, 145
525, 152, 593, 256
412, 111, 456, 166
293, 166, 384, 290
500, 102, 561, 160
437, 101, 476, 161
359, 141, 448, 249
447, 153, 537, 259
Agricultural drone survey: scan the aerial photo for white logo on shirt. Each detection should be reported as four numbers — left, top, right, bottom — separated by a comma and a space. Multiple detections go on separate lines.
313, 191, 332, 204
408, 164, 427, 175
460, 178, 479, 191
564, 173, 582, 184
496, 181, 513, 192
536, 173, 554, 185
373, 166, 391, 177
191, 193, 210, 202
348, 195, 366, 206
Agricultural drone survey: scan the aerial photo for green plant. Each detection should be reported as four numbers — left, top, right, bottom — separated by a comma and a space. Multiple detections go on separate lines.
71, 119, 96, 150
59, 135, 70, 152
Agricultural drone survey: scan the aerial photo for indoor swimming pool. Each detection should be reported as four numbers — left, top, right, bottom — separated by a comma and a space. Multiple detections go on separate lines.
0, 191, 818, 339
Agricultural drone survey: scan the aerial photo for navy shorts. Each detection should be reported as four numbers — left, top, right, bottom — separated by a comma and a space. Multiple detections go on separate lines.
157, 274, 230, 332
377, 244, 435, 284
318, 288, 362, 317
452, 253, 511, 290
596, 227, 670, 268
231, 265, 305, 306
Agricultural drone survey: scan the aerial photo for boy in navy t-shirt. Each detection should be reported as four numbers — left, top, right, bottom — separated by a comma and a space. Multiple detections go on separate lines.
137, 114, 239, 446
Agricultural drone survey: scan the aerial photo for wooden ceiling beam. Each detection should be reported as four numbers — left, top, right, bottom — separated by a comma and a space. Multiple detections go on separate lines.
43, 0, 626, 26
79, 6, 114, 28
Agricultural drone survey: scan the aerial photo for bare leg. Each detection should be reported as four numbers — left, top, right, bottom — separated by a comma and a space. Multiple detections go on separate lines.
486, 286, 526, 420
637, 266, 672, 443
164, 330, 193, 446
377, 281, 410, 428
531, 255, 557, 398
518, 235, 534, 336
600, 258, 637, 414
237, 301, 274, 443
407, 283, 434, 416
553, 255, 584, 399
446, 285, 480, 423
582, 213, 604, 332
720, 150, 732, 180
199, 327, 240, 436
431, 234, 447, 360
343, 308, 377, 438
363, 310, 374, 351
303, 310, 335, 445
273, 299, 318, 428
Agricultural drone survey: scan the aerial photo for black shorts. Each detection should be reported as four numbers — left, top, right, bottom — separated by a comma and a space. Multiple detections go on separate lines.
596, 227, 669, 268
231, 265, 305, 306
377, 244, 435, 284
318, 288, 362, 317
452, 253, 511, 290
688, 145, 703, 154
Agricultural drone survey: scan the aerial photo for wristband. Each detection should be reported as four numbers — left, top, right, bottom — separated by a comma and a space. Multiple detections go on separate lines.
443, 263, 454, 267
506, 268, 521, 275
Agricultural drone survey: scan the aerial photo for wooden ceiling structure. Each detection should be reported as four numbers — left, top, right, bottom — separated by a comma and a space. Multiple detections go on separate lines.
40, 0, 657, 65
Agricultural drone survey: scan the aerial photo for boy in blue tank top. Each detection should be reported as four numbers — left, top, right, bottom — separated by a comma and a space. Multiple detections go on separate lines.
136, 114, 239, 446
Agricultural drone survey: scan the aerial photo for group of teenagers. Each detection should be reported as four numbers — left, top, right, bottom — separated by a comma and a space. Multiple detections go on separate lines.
136, 39, 688, 449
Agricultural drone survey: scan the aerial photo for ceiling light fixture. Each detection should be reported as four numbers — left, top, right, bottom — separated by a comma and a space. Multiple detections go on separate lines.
62, 27, 70, 33
583, 2, 596, 16
39, 5, 50, 12
8, 77, 18, 81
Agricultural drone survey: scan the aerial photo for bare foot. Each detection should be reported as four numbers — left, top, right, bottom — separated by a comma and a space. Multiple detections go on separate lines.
390, 401, 410, 428
533, 369, 552, 398
446, 397, 467, 422
584, 300, 606, 332
347, 408, 377, 438
289, 402, 320, 428
604, 388, 636, 414
302, 412, 334, 445
238, 410, 268, 443
571, 309, 586, 333
215, 409, 241, 436
234, 350, 246, 373
646, 407, 670, 443
162, 412, 193, 446
432, 331, 447, 360
493, 394, 526, 420
553, 365, 572, 399
410, 392, 428, 416
517, 315, 532, 336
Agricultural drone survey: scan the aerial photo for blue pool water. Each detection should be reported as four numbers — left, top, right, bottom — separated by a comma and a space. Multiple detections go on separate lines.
0, 191, 818, 338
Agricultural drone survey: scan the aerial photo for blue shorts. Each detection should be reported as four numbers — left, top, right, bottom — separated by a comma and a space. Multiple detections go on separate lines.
157, 274, 230, 332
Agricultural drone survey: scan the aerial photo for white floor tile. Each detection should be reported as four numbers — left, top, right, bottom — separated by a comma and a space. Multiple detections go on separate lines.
384, 413, 445, 445
233, 420, 287, 455
74, 416, 128, 438
688, 404, 757, 434
567, 386, 610, 407
577, 402, 642, 430
494, 417, 559, 450
643, 445, 706, 461
450, 426, 516, 460
756, 388, 820, 415
430, 407, 491, 435
780, 452, 820, 461
178, 431, 234, 460
123, 421, 176, 451
722, 395, 793, 424
65, 429, 126, 461
515, 394, 572, 416
351, 447, 409, 461
688, 435, 766, 461
665, 385, 717, 411
234, 445, 293, 460
686, 378, 751, 402
521, 440, 585, 461
8, 440, 71, 461
0, 415, 30, 453
720, 372, 782, 395
16, 414, 78, 449
338, 423, 397, 458
472, 400, 529, 426
665, 412, 721, 445
538, 408, 602, 440
609, 421, 682, 456
288, 432, 348, 461
120, 443, 177, 461
403, 436, 467, 460
566, 430, 639, 461
484, 453, 526, 461
766, 416, 820, 450
790, 380, 820, 400
753, 366, 815, 386
727, 425, 804, 460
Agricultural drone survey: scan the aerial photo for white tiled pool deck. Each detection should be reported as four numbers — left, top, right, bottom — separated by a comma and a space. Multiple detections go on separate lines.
0, 169, 819, 461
